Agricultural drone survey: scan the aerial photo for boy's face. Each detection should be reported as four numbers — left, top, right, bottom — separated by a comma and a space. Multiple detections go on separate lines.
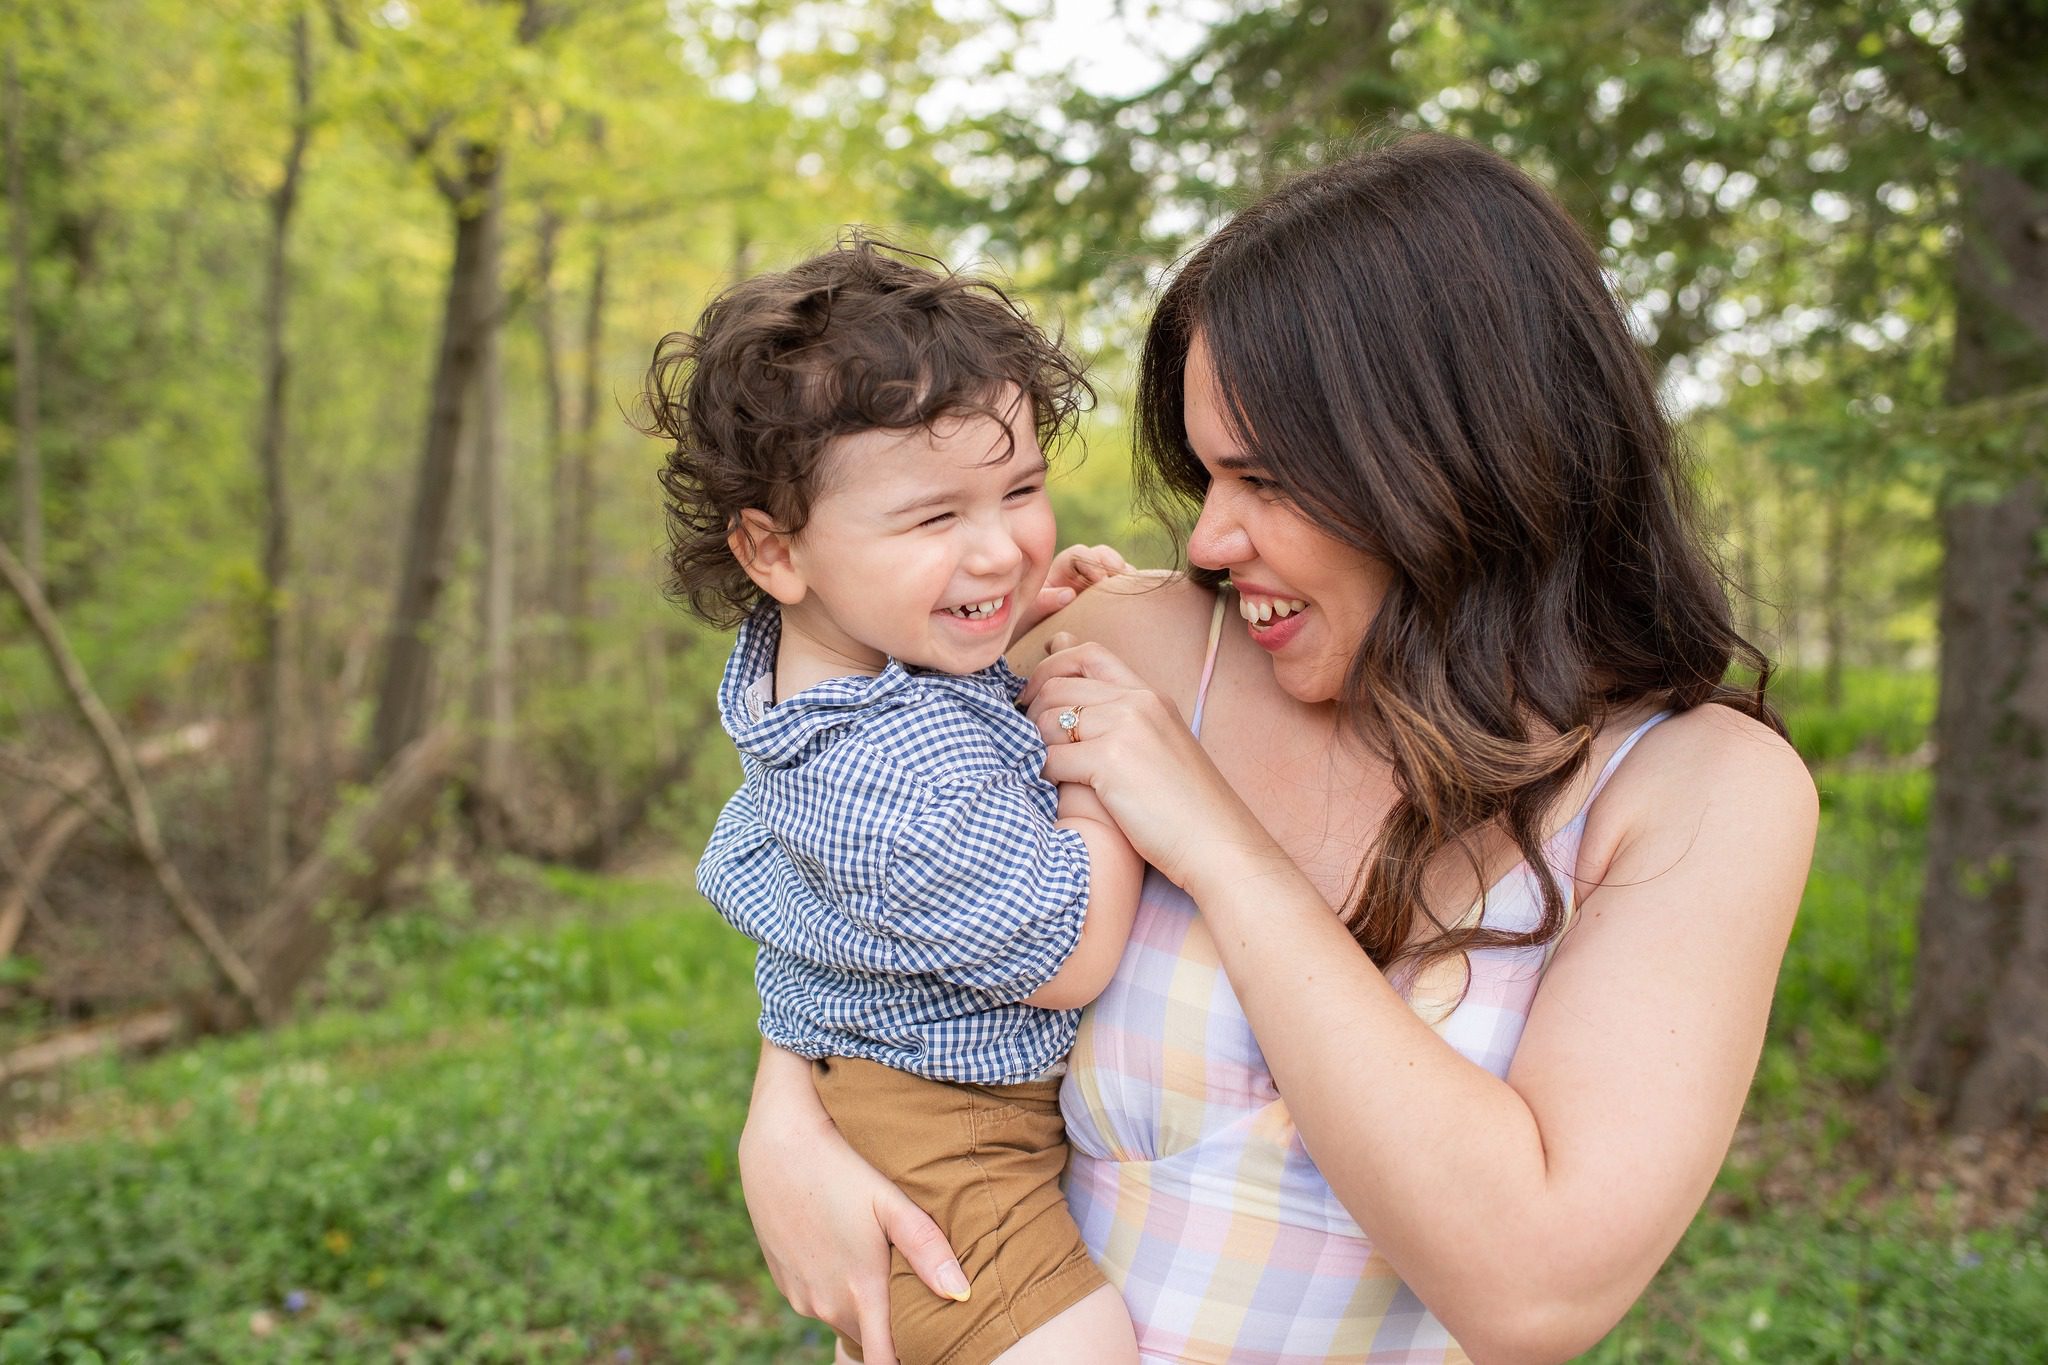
765, 387, 1056, 676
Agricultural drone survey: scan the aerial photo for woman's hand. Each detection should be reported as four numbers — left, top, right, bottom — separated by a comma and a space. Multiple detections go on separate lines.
739, 1044, 968, 1364
1013, 543, 1134, 639
1021, 633, 1283, 892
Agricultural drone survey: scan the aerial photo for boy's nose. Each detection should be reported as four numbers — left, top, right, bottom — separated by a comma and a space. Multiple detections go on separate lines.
963, 525, 1026, 575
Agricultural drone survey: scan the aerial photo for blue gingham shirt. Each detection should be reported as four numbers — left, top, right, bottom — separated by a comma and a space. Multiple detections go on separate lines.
696, 606, 1090, 1085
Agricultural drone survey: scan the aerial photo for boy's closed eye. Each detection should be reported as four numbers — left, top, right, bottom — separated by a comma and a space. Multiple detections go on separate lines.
912, 481, 1042, 529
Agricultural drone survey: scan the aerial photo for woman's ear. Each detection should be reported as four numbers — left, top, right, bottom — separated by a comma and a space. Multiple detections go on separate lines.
730, 509, 807, 605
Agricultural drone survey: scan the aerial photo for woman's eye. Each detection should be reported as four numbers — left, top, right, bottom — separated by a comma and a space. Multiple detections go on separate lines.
1241, 474, 1278, 494
1005, 483, 1043, 500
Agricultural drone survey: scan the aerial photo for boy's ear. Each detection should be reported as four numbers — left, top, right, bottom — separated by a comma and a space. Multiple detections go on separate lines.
730, 509, 807, 605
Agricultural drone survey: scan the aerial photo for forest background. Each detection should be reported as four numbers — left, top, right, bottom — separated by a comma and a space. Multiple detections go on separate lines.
2, 0, 2045, 1360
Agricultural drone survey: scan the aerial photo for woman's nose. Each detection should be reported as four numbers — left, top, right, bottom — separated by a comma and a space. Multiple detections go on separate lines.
1187, 492, 1248, 570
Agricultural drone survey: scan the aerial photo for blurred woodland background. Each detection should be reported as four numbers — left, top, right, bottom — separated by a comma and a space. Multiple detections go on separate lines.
1, 0, 2045, 1360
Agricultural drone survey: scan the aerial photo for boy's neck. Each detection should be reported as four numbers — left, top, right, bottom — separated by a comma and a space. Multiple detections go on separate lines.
772, 601, 887, 702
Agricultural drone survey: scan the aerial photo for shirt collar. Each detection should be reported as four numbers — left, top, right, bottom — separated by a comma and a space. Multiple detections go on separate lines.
717, 606, 1029, 768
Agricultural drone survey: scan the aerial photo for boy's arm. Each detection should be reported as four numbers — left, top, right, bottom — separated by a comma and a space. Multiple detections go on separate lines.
1010, 543, 1135, 641
845, 733, 1102, 1002
1021, 780, 1143, 1010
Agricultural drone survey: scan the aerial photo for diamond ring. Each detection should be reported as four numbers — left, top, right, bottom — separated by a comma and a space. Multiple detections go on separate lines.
1056, 705, 1085, 742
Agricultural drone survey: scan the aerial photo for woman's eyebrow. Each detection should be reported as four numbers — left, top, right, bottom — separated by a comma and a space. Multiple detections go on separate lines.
1211, 453, 1264, 472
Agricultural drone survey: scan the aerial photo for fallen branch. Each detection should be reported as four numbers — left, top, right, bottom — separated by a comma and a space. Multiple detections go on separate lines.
0, 730, 461, 1083
0, 1005, 184, 1085
573, 741, 706, 868
0, 534, 267, 1019
494, 738, 708, 870
0, 782, 133, 961
0, 809, 47, 961
2, 721, 220, 838
0, 754, 135, 963
239, 727, 460, 1017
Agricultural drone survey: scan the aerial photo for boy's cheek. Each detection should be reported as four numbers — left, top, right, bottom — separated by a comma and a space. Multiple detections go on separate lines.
1023, 506, 1060, 580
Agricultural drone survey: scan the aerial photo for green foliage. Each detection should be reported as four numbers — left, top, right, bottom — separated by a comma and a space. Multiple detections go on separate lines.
1777, 666, 1937, 764
1590, 674, 2048, 1359
10, 667, 2046, 1362
0, 877, 816, 1363
1760, 764, 1928, 1104
1596, 1205, 2048, 1363
4, 0, 2043, 1346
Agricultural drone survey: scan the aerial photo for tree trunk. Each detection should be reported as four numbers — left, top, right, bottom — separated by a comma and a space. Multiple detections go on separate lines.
472, 164, 513, 841
1732, 506, 1761, 649
1821, 479, 1846, 710
366, 142, 502, 773
1901, 0, 2048, 1130
5, 45, 41, 586
535, 210, 571, 632
255, 9, 312, 894
567, 235, 607, 684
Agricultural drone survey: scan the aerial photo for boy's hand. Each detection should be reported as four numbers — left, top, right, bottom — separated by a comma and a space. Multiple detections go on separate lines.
1015, 543, 1133, 638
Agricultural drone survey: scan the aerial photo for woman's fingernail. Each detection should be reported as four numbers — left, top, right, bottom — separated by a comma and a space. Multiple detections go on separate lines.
940, 1262, 971, 1301
1056, 588, 1075, 603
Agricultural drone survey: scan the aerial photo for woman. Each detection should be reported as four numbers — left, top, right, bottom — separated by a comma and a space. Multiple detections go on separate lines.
738, 132, 1817, 1365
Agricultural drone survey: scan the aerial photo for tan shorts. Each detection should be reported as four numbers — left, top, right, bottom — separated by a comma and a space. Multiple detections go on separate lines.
812, 1055, 1107, 1365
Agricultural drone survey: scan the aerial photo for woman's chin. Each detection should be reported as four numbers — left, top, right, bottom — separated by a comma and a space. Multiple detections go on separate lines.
1267, 656, 1343, 706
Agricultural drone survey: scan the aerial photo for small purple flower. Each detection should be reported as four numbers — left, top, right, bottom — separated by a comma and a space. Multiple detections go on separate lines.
284, 1290, 309, 1314
614, 1349, 636, 1364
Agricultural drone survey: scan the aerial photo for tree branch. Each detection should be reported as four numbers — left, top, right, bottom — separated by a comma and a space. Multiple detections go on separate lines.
0, 533, 269, 1018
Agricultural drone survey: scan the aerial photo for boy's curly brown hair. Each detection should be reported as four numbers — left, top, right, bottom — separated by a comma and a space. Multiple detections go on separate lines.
641, 232, 1093, 628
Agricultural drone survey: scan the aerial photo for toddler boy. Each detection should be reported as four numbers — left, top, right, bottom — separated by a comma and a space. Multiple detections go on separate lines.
644, 234, 1141, 1365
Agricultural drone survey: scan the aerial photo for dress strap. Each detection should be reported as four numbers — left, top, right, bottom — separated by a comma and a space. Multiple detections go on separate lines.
1585, 709, 1673, 807
1188, 588, 1230, 738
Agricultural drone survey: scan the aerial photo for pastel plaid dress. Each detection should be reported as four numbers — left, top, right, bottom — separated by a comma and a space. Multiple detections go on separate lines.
1059, 589, 1671, 1363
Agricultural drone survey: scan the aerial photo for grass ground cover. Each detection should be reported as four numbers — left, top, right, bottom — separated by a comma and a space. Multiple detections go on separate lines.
6, 668, 2045, 1361
1, 870, 819, 1363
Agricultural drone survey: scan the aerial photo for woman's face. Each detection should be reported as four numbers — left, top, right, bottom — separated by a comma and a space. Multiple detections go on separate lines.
1182, 334, 1394, 705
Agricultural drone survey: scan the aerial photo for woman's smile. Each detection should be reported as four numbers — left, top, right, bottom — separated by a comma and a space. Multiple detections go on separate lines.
1231, 582, 1312, 651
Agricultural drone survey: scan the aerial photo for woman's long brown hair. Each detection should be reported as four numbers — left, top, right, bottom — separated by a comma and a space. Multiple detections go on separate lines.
1134, 132, 1781, 975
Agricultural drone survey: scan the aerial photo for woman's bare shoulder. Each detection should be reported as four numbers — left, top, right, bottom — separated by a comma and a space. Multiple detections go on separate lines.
1633, 702, 1811, 796
1009, 571, 1217, 691
1579, 701, 1818, 899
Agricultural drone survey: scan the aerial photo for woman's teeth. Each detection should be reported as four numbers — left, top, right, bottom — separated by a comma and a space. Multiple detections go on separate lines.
1237, 596, 1308, 625
945, 597, 1005, 620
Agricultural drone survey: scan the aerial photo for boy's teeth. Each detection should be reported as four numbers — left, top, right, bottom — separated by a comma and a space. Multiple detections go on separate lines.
947, 596, 1005, 619
1237, 596, 1308, 625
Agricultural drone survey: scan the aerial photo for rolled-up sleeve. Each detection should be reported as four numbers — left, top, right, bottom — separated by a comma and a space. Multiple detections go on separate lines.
859, 768, 1093, 1001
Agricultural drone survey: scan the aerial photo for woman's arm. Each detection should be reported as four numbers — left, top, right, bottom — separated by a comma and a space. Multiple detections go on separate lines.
1025, 646, 1815, 1363
1188, 717, 1809, 1361
738, 1042, 968, 1364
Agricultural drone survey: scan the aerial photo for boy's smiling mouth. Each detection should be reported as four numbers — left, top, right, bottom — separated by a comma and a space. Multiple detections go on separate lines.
941, 595, 1007, 621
